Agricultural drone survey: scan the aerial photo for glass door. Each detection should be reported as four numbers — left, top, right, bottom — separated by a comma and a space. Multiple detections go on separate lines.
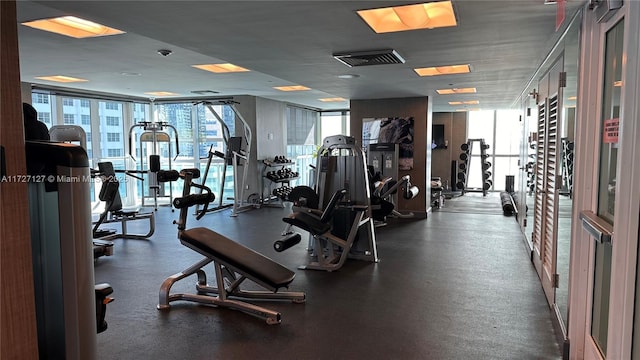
581, 17, 624, 360
555, 14, 581, 338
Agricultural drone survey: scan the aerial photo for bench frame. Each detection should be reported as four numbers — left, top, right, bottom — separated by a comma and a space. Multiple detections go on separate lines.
157, 240, 306, 324
157, 172, 305, 324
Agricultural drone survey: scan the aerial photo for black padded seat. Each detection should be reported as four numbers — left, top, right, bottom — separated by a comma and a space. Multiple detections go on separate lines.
180, 227, 295, 290
282, 212, 331, 236
112, 210, 139, 216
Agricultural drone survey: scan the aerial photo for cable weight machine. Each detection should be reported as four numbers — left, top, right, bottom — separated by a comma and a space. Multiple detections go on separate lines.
128, 121, 180, 210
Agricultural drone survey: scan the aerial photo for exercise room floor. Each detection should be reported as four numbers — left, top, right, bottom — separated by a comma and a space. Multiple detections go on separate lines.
94, 193, 562, 360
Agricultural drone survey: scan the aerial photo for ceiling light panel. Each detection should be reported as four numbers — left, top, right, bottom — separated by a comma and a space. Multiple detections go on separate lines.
319, 98, 347, 102
415, 64, 470, 77
448, 100, 480, 105
357, 1, 457, 33
436, 87, 477, 95
35, 75, 88, 83
22, 16, 125, 38
192, 63, 250, 73
274, 85, 311, 92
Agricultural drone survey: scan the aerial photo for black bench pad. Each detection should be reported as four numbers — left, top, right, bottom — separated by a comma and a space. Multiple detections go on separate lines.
180, 227, 295, 289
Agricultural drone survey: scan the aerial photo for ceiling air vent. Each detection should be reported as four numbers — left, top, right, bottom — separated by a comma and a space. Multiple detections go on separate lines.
333, 49, 405, 67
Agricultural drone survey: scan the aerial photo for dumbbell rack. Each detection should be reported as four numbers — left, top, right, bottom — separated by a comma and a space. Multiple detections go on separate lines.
455, 139, 492, 196
261, 156, 299, 207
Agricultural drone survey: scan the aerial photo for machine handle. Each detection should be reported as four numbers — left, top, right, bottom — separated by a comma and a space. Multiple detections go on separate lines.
579, 210, 613, 244
128, 124, 142, 161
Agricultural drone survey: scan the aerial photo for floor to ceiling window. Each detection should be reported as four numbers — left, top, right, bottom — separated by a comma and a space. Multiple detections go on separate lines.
320, 110, 350, 140
31, 93, 242, 210
467, 109, 521, 191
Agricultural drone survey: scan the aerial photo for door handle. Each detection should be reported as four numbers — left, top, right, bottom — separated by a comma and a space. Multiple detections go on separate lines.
579, 210, 613, 244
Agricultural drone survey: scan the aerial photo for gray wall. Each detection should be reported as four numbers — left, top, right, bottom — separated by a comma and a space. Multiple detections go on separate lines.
233, 95, 289, 201
231, 95, 259, 198
256, 97, 287, 160
350, 97, 431, 217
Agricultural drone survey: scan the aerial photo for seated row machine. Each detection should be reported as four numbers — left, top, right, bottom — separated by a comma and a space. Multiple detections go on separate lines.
157, 169, 305, 324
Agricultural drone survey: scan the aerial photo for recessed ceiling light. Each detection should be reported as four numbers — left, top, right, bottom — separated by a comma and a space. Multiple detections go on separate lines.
144, 91, 179, 96
319, 98, 347, 102
357, 1, 457, 34
337, 74, 360, 79
568, 96, 577, 101
415, 64, 470, 77
449, 100, 480, 105
436, 87, 477, 95
22, 16, 125, 38
193, 63, 250, 73
35, 75, 88, 83
273, 85, 311, 92
120, 72, 141, 77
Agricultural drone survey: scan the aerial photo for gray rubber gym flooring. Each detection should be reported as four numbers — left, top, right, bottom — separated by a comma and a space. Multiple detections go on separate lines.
95, 194, 562, 360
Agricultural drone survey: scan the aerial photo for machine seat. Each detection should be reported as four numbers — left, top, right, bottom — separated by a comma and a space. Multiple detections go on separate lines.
112, 209, 139, 217
282, 188, 347, 237
180, 227, 295, 290
282, 211, 331, 236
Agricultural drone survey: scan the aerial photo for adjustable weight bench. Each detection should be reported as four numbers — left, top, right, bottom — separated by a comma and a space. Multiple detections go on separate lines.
157, 171, 305, 325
